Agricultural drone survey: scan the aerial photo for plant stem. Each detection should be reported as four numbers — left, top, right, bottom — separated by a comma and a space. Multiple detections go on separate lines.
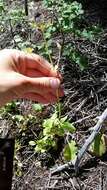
42, 31, 53, 66
56, 90, 61, 119
41, 27, 61, 119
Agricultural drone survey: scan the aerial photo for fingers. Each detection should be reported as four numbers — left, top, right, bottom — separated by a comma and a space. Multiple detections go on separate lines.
9, 72, 64, 104
26, 69, 45, 78
17, 74, 64, 103
24, 77, 63, 95
25, 53, 61, 79
11, 50, 62, 79
0, 49, 62, 80
0, 49, 64, 105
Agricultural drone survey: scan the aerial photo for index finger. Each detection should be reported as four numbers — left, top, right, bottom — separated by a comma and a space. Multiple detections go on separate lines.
25, 53, 62, 79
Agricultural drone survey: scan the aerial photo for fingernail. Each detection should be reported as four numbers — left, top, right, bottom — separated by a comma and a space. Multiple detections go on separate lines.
50, 79, 60, 89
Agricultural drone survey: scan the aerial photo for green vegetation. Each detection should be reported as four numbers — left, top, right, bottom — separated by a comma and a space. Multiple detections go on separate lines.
0, 0, 105, 166
63, 140, 78, 161
89, 133, 107, 157
29, 109, 76, 161
0, 0, 26, 31
38, 0, 101, 70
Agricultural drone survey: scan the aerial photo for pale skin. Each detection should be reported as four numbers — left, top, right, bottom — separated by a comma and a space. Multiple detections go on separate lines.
0, 49, 64, 107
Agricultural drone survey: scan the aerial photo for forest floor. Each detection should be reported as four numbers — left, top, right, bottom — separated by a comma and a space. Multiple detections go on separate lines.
1, 0, 107, 189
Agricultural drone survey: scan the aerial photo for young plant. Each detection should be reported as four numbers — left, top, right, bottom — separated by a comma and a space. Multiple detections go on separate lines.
29, 108, 77, 161
29, 1, 85, 161
63, 140, 78, 161
89, 133, 107, 157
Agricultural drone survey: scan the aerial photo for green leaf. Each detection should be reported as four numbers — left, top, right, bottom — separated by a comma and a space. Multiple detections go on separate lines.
13, 115, 24, 122
43, 113, 57, 127
32, 103, 43, 112
43, 123, 53, 135
63, 140, 77, 161
71, 51, 88, 71
5, 101, 19, 112
43, 118, 59, 136
82, 26, 102, 41
0, 4, 4, 13
44, 31, 51, 39
61, 122, 76, 133
60, 116, 68, 123
82, 29, 94, 41
35, 136, 56, 153
89, 134, 107, 157
14, 35, 22, 43
29, 141, 36, 146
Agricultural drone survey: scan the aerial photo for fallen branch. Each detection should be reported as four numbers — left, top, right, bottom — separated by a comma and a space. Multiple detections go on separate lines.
51, 108, 107, 174
75, 107, 107, 172
51, 162, 74, 175
73, 115, 93, 125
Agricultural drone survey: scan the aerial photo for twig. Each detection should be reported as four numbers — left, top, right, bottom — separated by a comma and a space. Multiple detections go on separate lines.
91, 54, 107, 62
64, 171, 80, 190
51, 162, 74, 175
75, 98, 87, 112
46, 173, 52, 187
24, 0, 28, 16
99, 169, 103, 190
73, 115, 94, 125
47, 180, 58, 189
75, 107, 107, 172
56, 42, 62, 69
45, 185, 72, 189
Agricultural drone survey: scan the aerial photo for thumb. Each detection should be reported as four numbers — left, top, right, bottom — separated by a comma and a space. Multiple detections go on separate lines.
22, 76, 61, 94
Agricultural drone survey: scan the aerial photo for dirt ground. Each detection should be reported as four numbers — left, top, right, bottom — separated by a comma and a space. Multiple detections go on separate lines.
1, 0, 107, 189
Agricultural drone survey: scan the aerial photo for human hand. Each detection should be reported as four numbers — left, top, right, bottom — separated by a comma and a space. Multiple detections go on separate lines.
0, 49, 64, 106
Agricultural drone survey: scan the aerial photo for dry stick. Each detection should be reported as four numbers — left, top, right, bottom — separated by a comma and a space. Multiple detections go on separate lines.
24, 0, 28, 16
51, 161, 74, 175
51, 108, 107, 175
73, 115, 93, 125
75, 107, 107, 173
